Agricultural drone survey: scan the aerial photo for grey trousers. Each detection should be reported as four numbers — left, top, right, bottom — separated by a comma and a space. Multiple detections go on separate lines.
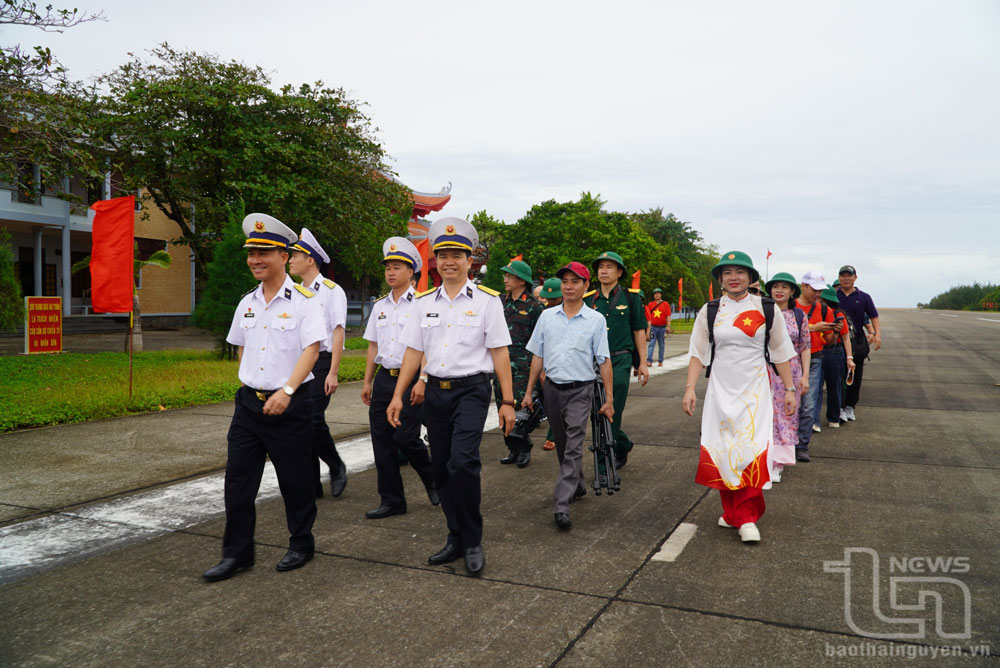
543, 379, 594, 514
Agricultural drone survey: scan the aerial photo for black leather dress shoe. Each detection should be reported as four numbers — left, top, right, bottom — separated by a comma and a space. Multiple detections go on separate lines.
572, 485, 587, 501
330, 461, 348, 497
428, 543, 463, 565
464, 545, 485, 575
365, 505, 406, 519
516, 450, 531, 468
554, 512, 572, 529
425, 485, 440, 506
203, 557, 253, 582
499, 450, 518, 465
275, 549, 313, 572
615, 452, 628, 470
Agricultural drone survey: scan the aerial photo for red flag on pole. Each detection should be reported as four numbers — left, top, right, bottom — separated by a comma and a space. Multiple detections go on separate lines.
510, 254, 523, 263
677, 278, 683, 310
766, 249, 773, 259
709, 282, 713, 300
89, 196, 135, 313
415, 238, 430, 292
631, 269, 641, 290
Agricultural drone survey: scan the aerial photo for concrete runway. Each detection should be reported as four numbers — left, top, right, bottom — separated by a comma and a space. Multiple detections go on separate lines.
1, 309, 997, 667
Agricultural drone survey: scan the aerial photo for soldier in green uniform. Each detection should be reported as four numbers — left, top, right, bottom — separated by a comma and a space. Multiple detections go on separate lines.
495, 259, 544, 467
583, 251, 649, 471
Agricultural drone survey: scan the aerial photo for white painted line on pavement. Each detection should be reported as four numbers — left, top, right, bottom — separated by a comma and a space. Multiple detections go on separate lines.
651, 522, 697, 562
939, 314, 959, 317
0, 403, 506, 584
630, 353, 689, 383
976, 318, 1000, 323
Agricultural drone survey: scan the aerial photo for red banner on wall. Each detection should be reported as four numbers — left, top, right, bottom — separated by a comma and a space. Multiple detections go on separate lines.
25, 296, 63, 354
90, 196, 135, 313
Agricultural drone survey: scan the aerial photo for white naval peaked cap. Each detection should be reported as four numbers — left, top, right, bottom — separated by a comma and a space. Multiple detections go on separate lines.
292, 227, 330, 265
382, 236, 422, 273
428, 217, 478, 253
242, 213, 296, 249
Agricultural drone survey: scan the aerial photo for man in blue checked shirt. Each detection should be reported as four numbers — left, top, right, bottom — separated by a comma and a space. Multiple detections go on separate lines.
522, 261, 614, 531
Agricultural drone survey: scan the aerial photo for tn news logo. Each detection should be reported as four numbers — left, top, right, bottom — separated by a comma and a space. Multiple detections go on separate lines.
824, 547, 972, 640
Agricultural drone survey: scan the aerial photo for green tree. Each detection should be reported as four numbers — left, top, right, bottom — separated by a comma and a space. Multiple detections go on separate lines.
631, 207, 718, 308
0, 228, 26, 331
93, 44, 412, 278
482, 193, 677, 297
194, 202, 257, 359
468, 210, 507, 276
927, 283, 996, 311
1, 1, 105, 194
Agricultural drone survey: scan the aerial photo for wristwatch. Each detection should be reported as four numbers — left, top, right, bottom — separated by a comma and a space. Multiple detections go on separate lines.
784, 387, 795, 392
419, 374, 429, 383
502, 399, 516, 407
282, 384, 295, 396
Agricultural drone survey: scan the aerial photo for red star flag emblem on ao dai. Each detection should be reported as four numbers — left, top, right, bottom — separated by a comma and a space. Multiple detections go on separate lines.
732, 310, 766, 337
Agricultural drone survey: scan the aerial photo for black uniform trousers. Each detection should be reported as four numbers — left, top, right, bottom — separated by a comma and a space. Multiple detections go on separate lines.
369, 367, 434, 508
310, 351, 344, 485
223, 383, 317, 560
424, 377, 491, 550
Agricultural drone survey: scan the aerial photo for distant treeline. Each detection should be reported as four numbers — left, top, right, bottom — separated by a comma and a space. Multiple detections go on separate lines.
919, 283, 999, 311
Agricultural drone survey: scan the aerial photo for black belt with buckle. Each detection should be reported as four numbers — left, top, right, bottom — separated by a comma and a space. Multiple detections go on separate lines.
249, 387, 277, 401
426, 372, 491, 390
379, 367, 400, 377
545, 378, 592, 390
610, 350, 631, 357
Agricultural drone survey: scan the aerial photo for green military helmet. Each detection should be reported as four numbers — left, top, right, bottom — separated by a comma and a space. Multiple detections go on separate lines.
765, 272, 801, 300
652, 287, 664, 295
821, 285, 840, 305
501, 260, 533, 284
592, 250, 625, 272
637, 289, 645, 298
711, 250, 760, 283
540, 277, 562, 299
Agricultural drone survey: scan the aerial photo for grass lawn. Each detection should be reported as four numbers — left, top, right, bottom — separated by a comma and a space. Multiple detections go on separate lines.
670, 318, 695, 333
0, 350, 368, 433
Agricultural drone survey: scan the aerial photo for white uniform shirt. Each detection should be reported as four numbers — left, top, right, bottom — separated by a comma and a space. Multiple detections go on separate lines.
400, 280, 512, 378
226, 274, 326, 390
307, 277, 347, 353
362, 286, 416, 369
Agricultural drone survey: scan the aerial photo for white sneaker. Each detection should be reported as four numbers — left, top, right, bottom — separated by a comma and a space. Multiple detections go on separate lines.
845, 406, 856, 421
771, 467, 782, 483
812, 424, 822, 433
828, 421, 840, 428
718, 516, 736, 528
839, 409, 848, 422
739, 523, 761, 542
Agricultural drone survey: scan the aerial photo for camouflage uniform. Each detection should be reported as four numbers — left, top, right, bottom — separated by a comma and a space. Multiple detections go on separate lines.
493, 290, 543, 452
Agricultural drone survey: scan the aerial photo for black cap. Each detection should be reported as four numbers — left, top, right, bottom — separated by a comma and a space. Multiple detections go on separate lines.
839, 265, 856, 276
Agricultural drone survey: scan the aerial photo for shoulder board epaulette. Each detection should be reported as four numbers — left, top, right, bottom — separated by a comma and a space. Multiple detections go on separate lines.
241, 285, 257, 299
322, 278, 336, 289
416, 287, 437, 298
583, 289, 597, 298
628, 288, 641, 293
477, 284, 500, 297
294, 284, 314, 298
375, 292, 389, 302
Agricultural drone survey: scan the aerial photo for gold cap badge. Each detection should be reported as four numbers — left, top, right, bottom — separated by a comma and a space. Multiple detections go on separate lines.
255, 220, 265, 232
390, 243, 397, 251
445, 224, 455, 234
728, 253, 735, 259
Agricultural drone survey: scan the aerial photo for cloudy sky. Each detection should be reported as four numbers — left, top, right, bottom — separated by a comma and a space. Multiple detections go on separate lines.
8, 0, 999, 306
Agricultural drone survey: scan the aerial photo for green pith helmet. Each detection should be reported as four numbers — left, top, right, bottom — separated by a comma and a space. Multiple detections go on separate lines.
711, 250, 759, 283
540, 277, 562, 299
501, 260, 533, 284
652, 287, 664, 296
765, 272, 801, 300
591, 250, 625, 272
637, 290, 645, 298
821, 285, 840, 304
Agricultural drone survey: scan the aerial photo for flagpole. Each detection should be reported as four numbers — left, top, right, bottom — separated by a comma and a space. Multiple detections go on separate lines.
129, 310, 134, 399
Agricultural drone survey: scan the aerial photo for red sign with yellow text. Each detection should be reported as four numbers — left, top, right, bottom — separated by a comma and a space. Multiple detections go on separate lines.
25, 297, 63, 354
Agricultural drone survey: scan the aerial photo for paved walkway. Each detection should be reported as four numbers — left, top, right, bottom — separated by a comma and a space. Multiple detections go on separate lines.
1, 312, 998, 667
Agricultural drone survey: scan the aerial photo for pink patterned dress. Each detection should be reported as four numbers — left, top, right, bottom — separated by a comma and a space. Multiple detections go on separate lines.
768, 307, 810, 469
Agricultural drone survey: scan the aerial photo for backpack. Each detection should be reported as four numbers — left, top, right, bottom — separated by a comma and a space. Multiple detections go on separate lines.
705, 297, 776, 378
